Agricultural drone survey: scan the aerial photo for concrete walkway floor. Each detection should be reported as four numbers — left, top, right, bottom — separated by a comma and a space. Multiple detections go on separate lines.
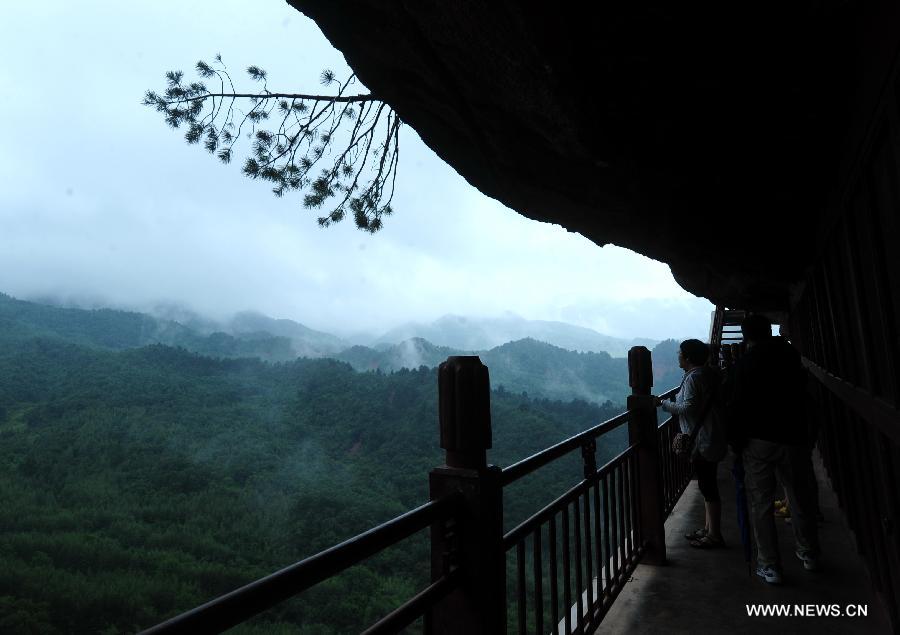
600, 451, 892, 634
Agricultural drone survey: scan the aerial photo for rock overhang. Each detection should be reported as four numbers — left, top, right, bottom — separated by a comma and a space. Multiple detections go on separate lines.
289, 1, 861, 311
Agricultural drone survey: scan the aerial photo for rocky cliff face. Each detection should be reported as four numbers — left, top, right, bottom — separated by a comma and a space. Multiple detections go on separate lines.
288, 1, 866, 310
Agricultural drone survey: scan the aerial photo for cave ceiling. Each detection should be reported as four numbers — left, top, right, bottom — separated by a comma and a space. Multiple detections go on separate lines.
288, 1, 862, 311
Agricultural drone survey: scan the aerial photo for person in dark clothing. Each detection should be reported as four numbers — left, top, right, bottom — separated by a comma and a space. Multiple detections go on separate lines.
729, 314, 820, 585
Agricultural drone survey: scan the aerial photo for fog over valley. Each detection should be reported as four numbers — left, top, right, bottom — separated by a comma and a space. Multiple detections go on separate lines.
0, 292, 686, 402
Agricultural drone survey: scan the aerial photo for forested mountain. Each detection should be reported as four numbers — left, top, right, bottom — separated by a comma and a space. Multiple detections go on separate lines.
228, 311, 348, 356
0, 293, 291, 361
0, 319, 627, 633
0, 292, 174, 351
651, 338, 684, 391
1, 294, 661, 361
0, 293, 335, 362
336, 337, 457, 372
338, 337, 632, 404
2, 294, 682, 407
372, 313, 658, 356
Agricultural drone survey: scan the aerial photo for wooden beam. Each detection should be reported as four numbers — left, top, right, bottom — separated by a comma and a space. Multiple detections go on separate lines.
803, 357, 900, 446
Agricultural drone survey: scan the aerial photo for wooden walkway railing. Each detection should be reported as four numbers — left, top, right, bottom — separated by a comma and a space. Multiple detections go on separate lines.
142, 347, 689, 635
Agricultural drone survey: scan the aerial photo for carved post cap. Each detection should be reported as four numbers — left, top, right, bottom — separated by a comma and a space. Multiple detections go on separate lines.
628, 346, 653, 395
438, 356, 492, 469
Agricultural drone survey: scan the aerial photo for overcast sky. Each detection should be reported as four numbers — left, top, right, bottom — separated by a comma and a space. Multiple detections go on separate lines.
0, 1, 714, 341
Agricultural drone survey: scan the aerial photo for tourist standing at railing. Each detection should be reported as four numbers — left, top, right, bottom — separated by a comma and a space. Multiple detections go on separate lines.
654, 339, 728, 548
728, 314, 820, 585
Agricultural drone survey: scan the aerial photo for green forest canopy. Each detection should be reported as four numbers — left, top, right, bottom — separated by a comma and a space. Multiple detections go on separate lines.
0, 295, 676, 633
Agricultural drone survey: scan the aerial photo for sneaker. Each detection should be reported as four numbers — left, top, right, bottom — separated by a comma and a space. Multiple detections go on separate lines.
796, 551, 819, 571
756, 564, 783, 585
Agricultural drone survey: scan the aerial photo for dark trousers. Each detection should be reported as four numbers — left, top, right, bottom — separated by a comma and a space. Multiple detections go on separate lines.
692, 456, 720, 502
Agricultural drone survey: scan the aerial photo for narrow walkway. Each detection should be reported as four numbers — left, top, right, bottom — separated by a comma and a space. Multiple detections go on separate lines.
601, 452, 891, 633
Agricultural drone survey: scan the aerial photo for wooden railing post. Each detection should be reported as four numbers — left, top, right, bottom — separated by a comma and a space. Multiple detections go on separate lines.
627, 346, 667, 565
428, 356, 505, 634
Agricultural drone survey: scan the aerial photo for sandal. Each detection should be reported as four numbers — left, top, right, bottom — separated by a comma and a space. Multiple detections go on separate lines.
684, 528, 707, 541
689, 535, 725, 549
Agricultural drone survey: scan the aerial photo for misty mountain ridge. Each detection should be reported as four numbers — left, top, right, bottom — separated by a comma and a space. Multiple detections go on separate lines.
336, 336, 672, 404
2, 293, 666, 358
229, 310, 347, 356
372, 313, 658, 357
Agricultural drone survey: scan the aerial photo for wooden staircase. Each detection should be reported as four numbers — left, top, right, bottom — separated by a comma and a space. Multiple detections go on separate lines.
708, 306, 747, 365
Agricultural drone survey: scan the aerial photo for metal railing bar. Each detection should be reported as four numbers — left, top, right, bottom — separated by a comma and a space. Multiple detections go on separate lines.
670, 425, 678, 510
615, 464, 626, 578
656, 426, 665, 507
659, 386, 680, 399
500, 412, 630, 487
563, 505, 572, 635
501, 386, 679, 488
655, 414, 694, 521
362, 569, 460, 635
609, 469, 619, 581
602, 473, 612, 595
141, 493, 463, 635
632, 452, 643, 549
664, 425, 675, 515
596, 443, 637, 481
659, 419, 674, 517
502, 445, 637, 549
533, 526, 544, 635
503, 477, 590, 550
657, 414, 674, 430
573, 495, 584, 633
516, 540, 527, 635
582, 490, 593, 614
592, 481, 603, 599
549, 514, 560, 630
623, 455, 633, 561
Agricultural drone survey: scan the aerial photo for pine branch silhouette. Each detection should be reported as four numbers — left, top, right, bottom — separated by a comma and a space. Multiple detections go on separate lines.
144, 55, 401, 232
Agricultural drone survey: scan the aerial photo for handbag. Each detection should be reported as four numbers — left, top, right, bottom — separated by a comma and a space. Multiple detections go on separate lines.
672, 429, 696, 455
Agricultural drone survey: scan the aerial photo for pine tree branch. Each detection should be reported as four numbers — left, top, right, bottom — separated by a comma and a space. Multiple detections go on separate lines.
145, 57, 400, 232
160, 92, 376, 105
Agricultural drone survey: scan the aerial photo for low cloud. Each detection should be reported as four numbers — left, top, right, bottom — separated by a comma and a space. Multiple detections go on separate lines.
0, 0, 714, 342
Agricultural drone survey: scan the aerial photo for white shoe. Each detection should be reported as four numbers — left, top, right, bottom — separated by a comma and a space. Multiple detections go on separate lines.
756, 564, 783, 585
796, 550, 819, 571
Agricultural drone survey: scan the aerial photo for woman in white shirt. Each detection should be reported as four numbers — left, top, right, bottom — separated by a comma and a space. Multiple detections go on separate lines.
655, 339, 727, 548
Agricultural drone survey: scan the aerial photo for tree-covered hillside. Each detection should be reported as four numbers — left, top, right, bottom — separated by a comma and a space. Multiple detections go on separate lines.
650, 338, 684, 391
0, 293, 330, 362
337, 337, 630, 403
372, 313, 658, 356
3, 294, 682, 407
338, 336, 685, 404
483, 338, 627, 403
0, 331, 625, 633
